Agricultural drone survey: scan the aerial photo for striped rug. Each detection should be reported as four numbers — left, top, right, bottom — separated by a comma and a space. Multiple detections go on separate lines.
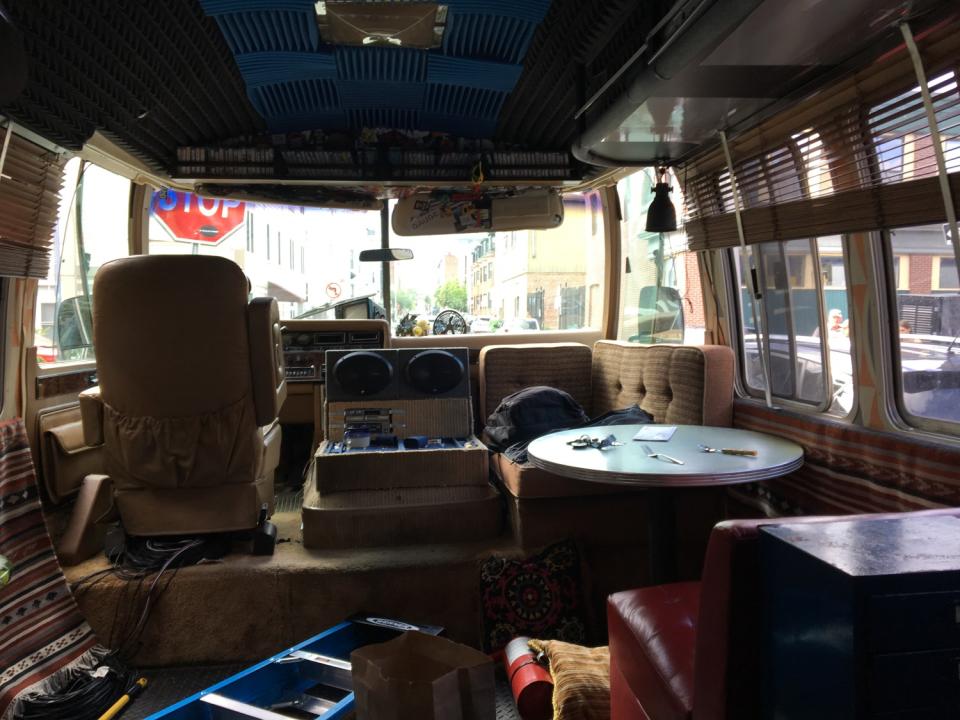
730, 401, 960, 518
0, 418, 102, 719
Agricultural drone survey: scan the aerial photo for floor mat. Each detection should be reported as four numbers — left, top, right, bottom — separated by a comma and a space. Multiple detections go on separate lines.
127, 664, 523, 718
126, 665, 244, 719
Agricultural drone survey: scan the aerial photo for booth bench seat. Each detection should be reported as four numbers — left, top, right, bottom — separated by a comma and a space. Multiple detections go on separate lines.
478, 341, 735, 591
608, 508, 960, 720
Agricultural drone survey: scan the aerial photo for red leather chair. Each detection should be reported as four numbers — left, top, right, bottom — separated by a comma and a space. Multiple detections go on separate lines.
607, 508, 960, 720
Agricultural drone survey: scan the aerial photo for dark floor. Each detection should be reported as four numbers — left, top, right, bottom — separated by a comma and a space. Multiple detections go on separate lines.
127, 664, 523, 719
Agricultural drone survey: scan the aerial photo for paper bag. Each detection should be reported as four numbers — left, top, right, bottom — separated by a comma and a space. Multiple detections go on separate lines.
351, 631, 495, 720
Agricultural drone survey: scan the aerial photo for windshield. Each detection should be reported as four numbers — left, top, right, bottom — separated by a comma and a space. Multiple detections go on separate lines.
149, 192, 384, 320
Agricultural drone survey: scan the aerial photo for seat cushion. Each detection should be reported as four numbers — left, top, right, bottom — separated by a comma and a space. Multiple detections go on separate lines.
492, 453, 622, 499
528, 639, 610, 720
608, 583, 700, 720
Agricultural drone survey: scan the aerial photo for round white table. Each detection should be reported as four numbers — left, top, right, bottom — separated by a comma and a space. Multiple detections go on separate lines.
527, 424, 804, 581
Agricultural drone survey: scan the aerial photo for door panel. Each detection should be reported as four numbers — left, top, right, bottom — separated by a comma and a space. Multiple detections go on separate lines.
37, 404, 102, 504
26, 347, 103, 505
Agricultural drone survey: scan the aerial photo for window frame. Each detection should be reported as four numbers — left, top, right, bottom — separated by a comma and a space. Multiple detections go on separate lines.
882, 228, 960, 437
893, 254, 910, 291
728, 235, 855, 417
932, 255, 960, 292
37, 159, 134, 367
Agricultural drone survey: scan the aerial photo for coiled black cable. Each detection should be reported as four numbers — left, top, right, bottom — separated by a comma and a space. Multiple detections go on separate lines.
14, 656, 133, 720
16, 536, 208, 719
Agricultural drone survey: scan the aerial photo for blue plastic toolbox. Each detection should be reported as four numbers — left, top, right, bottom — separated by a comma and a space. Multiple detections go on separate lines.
148, 616, 442, 719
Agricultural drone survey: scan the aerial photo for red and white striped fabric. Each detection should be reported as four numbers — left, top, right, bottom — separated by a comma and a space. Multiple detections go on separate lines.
0, 418, 102, 718
730, 401, 960, 518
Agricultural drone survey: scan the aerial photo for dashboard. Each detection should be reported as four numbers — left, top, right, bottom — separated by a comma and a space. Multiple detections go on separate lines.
281, 319, 389, 383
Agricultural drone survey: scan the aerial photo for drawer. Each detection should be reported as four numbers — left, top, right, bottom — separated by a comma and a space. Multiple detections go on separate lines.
869, 591, 960, 653
870, 650, 960, 715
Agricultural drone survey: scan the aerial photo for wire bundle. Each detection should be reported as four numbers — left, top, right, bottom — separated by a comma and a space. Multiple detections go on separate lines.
14, 659, 134, 720
15, 537, 207, 720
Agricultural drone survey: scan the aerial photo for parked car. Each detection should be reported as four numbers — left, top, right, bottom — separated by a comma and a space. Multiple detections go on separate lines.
470, 316, 493, 333
497, 318, 541, 333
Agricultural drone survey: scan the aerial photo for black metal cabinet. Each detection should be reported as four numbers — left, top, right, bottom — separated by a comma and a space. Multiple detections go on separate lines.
762, 515, 960, 719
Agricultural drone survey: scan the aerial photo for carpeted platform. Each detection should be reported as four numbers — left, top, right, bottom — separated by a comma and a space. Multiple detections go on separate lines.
65, 509, 523, 667
62, 485, 713, 670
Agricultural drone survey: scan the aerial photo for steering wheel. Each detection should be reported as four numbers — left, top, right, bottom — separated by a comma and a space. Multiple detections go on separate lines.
433, 309, 468, 335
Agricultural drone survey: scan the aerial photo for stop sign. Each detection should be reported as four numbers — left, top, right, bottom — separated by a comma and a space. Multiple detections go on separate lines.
151, 190, 246, 246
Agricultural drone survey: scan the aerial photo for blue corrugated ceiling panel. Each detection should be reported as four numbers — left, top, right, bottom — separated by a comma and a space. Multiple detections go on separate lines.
250, 79, 341, 117
335, 46, 427, 83
237, 52, 338, 87
426, 56, 522, 92
425, 85, 505, 119
213, 10, 318, 54
443, 14, 536, 65
198, 0, 553, 135
443, 0, 553, 22
338, 81, 426, 111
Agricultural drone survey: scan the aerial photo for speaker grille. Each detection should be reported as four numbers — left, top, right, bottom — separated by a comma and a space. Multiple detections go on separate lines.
404, 350, 466, 395
333, 351, 394, 397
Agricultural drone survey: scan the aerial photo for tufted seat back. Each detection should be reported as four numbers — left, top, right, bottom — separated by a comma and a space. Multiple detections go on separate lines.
592, 341, 734, 427
478, 341, 735, 504
478, 342, 594, 421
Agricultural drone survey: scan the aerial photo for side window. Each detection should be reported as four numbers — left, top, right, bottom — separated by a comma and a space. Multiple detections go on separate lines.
36, 160, 131, 364
616, 170, 705, 344
732, 236, 852, 414
888, 224, 960, 428
389, 192, 605, 337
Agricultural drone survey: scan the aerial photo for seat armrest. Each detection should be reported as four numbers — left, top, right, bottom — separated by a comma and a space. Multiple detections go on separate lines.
248, 297, 287, 427
78, 386, 104, 446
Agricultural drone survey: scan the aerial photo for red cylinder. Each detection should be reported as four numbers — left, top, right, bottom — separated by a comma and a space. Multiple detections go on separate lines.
503, 637, 553, 720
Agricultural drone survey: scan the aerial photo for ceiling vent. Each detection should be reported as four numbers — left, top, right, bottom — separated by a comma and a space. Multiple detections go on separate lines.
315, 1, 448, 49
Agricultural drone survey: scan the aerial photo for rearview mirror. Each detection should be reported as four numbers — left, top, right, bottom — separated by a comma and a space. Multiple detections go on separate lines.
56, 296, 94, 351
632, 286, 684, 343
359, 248, 414, 262
392, 190, 564, 236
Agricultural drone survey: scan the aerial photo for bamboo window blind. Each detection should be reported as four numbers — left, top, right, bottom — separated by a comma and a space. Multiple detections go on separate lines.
682, 24, 960, 250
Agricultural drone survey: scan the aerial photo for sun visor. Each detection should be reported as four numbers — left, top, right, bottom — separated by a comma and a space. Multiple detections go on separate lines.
392, 190, 563, 236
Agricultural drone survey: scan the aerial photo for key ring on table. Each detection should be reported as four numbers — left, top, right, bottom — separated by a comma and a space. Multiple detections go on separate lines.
566, 434, 623, 450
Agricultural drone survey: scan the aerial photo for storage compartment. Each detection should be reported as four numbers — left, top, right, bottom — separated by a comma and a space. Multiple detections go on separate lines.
304, 436, 500, 548
314, 437, 489, 493
869, 591, 960, 653
302, 484, 501, 549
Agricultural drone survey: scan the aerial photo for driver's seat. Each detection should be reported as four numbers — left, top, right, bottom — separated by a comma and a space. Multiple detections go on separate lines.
80, 255, 285, 536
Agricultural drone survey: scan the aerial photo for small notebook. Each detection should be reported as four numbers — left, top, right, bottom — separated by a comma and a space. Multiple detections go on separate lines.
632, 425, 677, 442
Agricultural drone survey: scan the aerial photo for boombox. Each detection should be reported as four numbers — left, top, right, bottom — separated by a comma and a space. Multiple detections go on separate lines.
324, 348, 472, 440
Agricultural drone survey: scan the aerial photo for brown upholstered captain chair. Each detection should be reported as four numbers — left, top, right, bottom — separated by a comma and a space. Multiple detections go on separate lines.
78, 255, 285, 538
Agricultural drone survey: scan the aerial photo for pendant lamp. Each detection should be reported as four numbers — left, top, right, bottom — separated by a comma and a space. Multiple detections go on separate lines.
645, 166, 677, 233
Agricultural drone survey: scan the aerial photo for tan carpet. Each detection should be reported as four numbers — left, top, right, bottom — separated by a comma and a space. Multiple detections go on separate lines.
65, 510, 522, 666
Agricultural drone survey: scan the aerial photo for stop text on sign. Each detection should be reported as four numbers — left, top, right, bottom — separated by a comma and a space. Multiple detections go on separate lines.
151, 190, 247, 246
